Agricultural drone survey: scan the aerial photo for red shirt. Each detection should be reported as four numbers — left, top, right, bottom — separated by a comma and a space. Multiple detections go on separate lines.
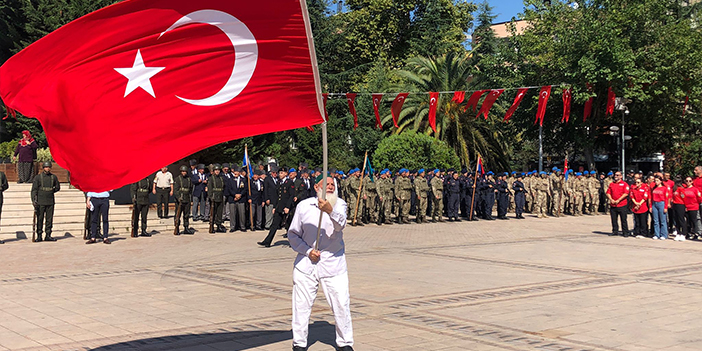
630, 184, 650, 213
673, 186, 685, 205
651, 185, 670, 203
606, 180, 630, 207
693, 177, 702, 193
682, 186, 702, 211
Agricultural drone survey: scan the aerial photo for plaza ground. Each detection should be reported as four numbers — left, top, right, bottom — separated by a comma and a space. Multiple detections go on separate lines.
1, 212, 702, 350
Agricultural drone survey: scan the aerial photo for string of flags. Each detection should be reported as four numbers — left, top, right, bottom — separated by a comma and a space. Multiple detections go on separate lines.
307, 84, 632, 132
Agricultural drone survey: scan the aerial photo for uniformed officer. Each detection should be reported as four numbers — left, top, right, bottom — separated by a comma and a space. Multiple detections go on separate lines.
192, 164, 208, 221
378, 169, 394, 224
207, 164, 227, 233
413, 169, 430, 223
395, 169, 413, 224
0, 170, 8, 244
603, 172, 614, 214
523, 171, 533, 213
483, 172, 497, 220
588, 170, 602, 215
507, 171, 516, 213
249, 170, 265, 230
513, 173, 526, 219
429, 169, 444, 222
582, 171, 592, 214
30, 161, 60, 242
348, 169, 365, 225
550, 168, 564, 217
130, 176, 151, 237
496, 173, 510, 220
258, 167, 295, 247
446, 172, 461, 221
174, 165, 194, 235
225, 166, 248, 232
363, 171, 380, 224
534, 171, 550, 218
572, 172, 585, 216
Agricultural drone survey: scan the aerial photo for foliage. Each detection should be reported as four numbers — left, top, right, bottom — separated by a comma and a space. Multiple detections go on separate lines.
35, 147, 52, 162
0, 140, 16, 160
372, 131, 460, 171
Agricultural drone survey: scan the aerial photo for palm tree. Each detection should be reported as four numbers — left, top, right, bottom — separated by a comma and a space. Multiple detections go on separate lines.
383, 51, 511, 169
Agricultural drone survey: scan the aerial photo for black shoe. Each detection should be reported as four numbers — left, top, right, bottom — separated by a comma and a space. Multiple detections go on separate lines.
257, 241, 271, 248
34, 237, 42, 243
292, 346, 308, 351
336, 346, 354, 351
282, 233, 288, 238
140, 232, 151, 237
455, 218, 462, 222
44, 236, 57, 242
86, 239, 97, 244
229, 229, 236, 233
241, 229, 247, 233
186, 228, 195, 234
0, 240, 4, 244
217, 226, 227, 233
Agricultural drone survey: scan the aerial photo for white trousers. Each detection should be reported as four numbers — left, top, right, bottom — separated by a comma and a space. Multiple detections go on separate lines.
292, 268, 354, 348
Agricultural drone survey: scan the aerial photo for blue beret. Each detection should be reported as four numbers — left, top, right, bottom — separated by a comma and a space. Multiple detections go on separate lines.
338, 171, 344, 175
520, 173, 526, 177
607, 171, 613, 175
576, 172, 582, 176
434, 169, 440, 173
383, 168, 389, 173
540, 171, 547, 175
568, 169, 574, 173
289, 168, 296, 173
583, 171, 589, 175
511, 171, 516, 174
503, 172, 509, 176
487, 171, 494, 175
552, 166, 558, 171
532, 170, 538, 174
418, 169, 425, 174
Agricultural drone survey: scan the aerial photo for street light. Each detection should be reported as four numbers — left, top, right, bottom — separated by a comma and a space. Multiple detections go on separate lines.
615, 98, 631, 174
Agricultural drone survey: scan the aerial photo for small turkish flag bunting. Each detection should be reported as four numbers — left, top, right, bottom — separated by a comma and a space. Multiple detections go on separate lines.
428, 92, 439, 133
606, 87, 616, 116
452, 91, 465, 104
346, 93, 358, 129
503, 88, 528, 122
391, 93, 408, 128
535, 86, 551, 126
476, 89, 503, 120
561, 88, 572, 123
372, 93, 383, 130
583, 83, 594, 122
465, 90, 488, 112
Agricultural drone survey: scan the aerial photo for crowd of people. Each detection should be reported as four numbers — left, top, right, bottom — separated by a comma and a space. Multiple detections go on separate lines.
4, 152, 702, 246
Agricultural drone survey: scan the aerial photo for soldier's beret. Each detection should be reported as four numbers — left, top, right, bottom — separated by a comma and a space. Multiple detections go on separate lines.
289, 168, 296, 173
434, 169, 440, 173
540, 171, 547, 175
552, 166, 558, 171
608, 171, 613, 175
520, 173, 525, 177
189, 159, 198, 166
418, 169, 425, 174
487, 171, 494, 175
197, 164, 205, 170
503, 172, 508, 176
576, 172, 582, 176
338, 171, 344, 175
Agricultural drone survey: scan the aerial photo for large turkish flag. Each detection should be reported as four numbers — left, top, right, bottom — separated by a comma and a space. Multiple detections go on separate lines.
0, 0, 324, 191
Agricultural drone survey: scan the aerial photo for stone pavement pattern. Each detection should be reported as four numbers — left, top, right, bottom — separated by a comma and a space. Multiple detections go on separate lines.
2, 212, 702, 351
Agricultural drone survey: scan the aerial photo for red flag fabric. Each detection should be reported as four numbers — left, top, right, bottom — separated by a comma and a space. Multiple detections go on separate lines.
391, 93, 408, 128
476, 89, 503, 120
503, 87, 528, 122
0, 0, 324, 191
346, 93, 358, 129
306, 126, 314, 132
452, 91, 465, 104
606, 87, 616, 115
428, 92, 439, 133
2, 104, 16, 120
535, 86, 551, 126
465, 90, 487, 112
583, 83, 593, 121
372, 93, 383, 130
561, 88, 572, 123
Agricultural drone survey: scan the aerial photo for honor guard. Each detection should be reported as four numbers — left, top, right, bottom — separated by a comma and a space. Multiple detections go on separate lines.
30, 161, 60, 242
174, 165, 195, 235
207, 164, 227, 233
429, 169, 444, 222
496, 173, 510, 220
130, 176, 151, 237
413, 169, 430, 223
534, 171, 550, 218
363, 171, 380, 224
446, 172, 461, 221
377, 169, 394, 224
513, 173, 526, 219
395, 169, 413, 224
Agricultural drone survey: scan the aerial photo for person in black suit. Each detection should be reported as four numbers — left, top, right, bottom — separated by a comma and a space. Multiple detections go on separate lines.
249, 170, 265, 230
191, 164, 208, 221
258, 167, 294, 247
225, 166, 248, 232
263, 166, 279, 230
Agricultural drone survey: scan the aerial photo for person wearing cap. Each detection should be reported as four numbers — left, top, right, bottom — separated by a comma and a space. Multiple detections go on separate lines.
152, 166, 174, 219
346, 168, 364, 226
512, 173, 526, 219
549, 168, 563, 217
258, 167, 294, 247
250, 170, 265, 231
507, 171, 517, 213
395, 169, 413, 224
287, 174, 354, 351
173, 165, 194, 235
582, 171, 593, 215
207, 164, 227, 233
446, 171, 461, 221
363, 169, 380, 225
429, 169, 444, 222
189, 159, 198, 176
225, 166, 248, 233
496, 173, 510, 220
533, 171, 550, 218
284, 168, 299, 231
191, 164, 208, 222
263, 166, 280, 230
377, 170, 394, 224
413, 169, 430, 223
221, 163, 232, 222
587, 170, 602, 215
30, 161, 60, 242
570, 172, 583, 216
523, 171, 533, 214
130, 175, 152, 237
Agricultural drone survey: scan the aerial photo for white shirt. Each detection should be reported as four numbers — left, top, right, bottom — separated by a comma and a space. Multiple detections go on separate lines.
288, 197, 348, 278
153, 171, 173, 188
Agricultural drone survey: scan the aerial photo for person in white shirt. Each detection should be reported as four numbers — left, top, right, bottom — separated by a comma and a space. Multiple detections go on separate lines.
287, 175, 354, 351
153, 167, 174, 218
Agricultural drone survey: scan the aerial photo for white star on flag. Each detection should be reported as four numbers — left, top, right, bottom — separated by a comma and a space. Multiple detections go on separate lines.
114, 50, 165, 98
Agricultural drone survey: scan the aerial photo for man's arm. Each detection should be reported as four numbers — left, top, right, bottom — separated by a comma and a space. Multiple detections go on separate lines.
326, 199, 348, 234
287, 207, 312, 256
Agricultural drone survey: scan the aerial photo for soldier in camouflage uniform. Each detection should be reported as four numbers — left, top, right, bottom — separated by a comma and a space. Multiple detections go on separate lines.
534, 171, 550, 218
413, 169, 430, 223
364, 171, 379, 224
430, 169, 444, 222
582, 171, 592, 214
524, 171, 533, 213
395, 169, 413, 223
377, 169, 394, 224
130, 175, 152, 237
31, 161, 61, 242
603, 172, 614, 214
507, 172, 516, 213
588, 170, 602, 215
572, 172, 585, 216
347, 168, 365, 225
549, 168, 564, 217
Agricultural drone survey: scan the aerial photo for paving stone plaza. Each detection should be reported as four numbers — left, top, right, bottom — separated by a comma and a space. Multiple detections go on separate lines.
2, 199, 702, 351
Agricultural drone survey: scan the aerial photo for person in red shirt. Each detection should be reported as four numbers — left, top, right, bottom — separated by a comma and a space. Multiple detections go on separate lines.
671, 176, 687, 241
692, 167, 702, 235
650, 176, 670, 240
664, 172, 676, 234
630, 178, 650, 238
606, 171, 630, 236
682, 176, 702, 240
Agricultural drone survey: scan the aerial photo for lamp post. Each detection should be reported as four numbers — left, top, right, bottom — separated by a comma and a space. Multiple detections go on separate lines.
609, 126, 620, 170
621, 108, 629, 174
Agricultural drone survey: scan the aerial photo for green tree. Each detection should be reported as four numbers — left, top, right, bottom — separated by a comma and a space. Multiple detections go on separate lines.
372, 131, 460, 171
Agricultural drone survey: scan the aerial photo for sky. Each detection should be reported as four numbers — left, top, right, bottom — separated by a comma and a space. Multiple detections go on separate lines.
489, 0, 525, 24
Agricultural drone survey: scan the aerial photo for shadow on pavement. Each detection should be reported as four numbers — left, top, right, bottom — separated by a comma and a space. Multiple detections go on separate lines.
89, 321, 337, 350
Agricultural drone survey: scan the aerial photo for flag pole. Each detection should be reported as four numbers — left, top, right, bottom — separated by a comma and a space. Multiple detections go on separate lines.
353, 151, 368, 225
245, 144, 254, 230
469, 155, 480, 221
314, 122, 328, 251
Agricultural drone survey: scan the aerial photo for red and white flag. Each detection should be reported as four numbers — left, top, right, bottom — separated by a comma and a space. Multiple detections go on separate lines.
428, 92, 439, 133
606, 87, 616, 115
503, 88, 528, 122
0, 0, 325, 191
535, 86, 551, 126
476, 89, 503, 120
372, 93, 383, 130
451, 91, 465, 104
465, 90, 488, 112
561, 88, 572, 123
391, 93, 408, 128
346, 93, 358, 129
